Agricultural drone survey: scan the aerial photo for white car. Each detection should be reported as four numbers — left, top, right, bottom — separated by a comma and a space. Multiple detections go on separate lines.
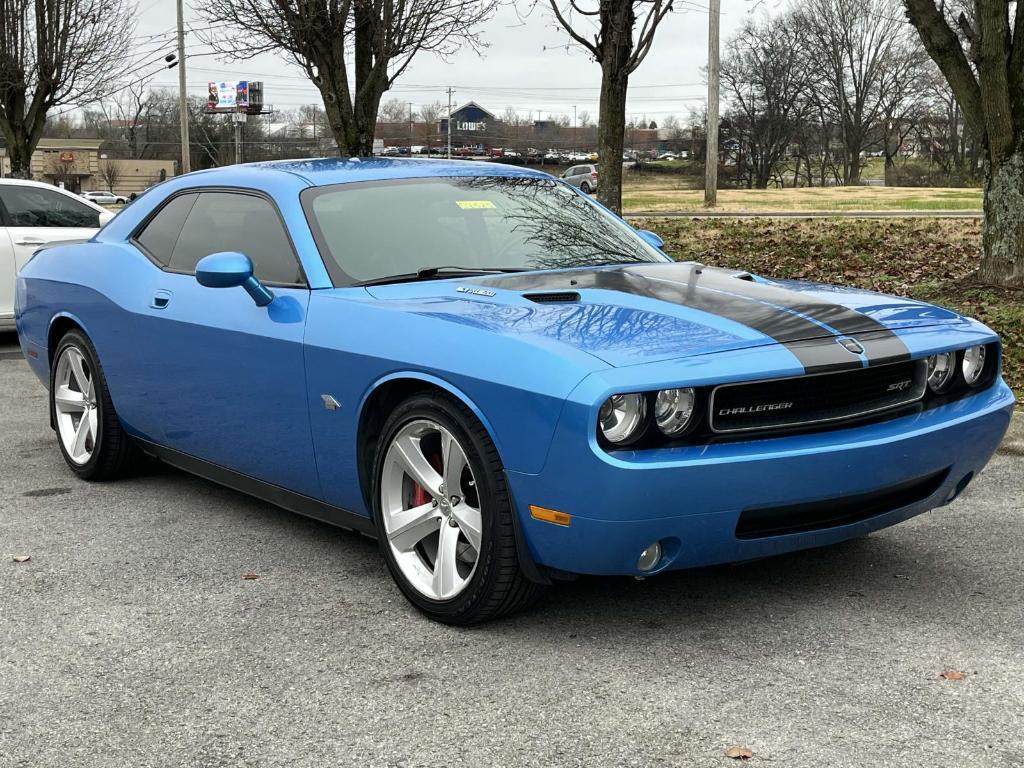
82, 190, 128, 205
1, 179, 112, 330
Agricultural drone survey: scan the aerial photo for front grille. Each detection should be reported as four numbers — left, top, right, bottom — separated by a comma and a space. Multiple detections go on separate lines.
735, 468, 950, 539
710, 360, 926, 434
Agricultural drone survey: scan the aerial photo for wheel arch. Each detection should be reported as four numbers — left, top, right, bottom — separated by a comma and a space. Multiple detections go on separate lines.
355, 371, 550, 586
47, 312, 91, 363
355, 372, 505, 513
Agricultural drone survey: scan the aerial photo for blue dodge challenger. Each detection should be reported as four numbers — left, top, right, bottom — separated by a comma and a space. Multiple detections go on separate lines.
14, 158, 1015, 623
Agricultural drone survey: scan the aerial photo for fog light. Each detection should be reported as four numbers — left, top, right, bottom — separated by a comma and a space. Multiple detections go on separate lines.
637, 541, 662, 572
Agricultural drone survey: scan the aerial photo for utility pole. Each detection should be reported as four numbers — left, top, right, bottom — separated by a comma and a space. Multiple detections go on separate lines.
704, 0, 721, 207
176, 0, 190, 174
233, 113, 246, 165
446, 87, 454, 159
573, 105, 577, 154
408, 101, 414, 153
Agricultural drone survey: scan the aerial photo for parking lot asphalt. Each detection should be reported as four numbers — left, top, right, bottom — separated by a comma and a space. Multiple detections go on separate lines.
1, 330, 1022, 768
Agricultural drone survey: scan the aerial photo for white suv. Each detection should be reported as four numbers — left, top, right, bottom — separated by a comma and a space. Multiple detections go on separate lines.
0, 179, 112, 330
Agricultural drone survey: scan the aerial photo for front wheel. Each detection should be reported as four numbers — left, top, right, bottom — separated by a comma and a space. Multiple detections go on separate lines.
50, 330, 143, 480
371, 393, 543, 624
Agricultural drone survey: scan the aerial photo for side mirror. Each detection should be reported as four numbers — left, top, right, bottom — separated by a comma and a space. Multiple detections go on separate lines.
98, 210, 115, 226
195, 251, 274, 307
636, 229, 665, 250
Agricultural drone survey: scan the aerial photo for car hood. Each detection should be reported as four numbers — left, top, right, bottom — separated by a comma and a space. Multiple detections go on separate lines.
363, 262, 964, 369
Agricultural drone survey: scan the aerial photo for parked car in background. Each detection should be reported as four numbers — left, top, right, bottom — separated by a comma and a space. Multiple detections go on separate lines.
82, 190, 128, 205
1, 179, 111, 330
562, 163, 599, 193
487, 147, 505, 158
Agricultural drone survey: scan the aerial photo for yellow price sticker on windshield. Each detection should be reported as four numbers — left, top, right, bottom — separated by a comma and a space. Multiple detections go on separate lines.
456, 200, 496, 209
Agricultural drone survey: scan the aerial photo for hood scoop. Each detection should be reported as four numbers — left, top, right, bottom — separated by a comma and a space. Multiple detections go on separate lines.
524, 291, 581, 304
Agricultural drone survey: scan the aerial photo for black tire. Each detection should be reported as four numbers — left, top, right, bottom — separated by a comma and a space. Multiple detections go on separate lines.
50, 330, 144, 481
580, 182, 591, 194
371, 392, 544, 625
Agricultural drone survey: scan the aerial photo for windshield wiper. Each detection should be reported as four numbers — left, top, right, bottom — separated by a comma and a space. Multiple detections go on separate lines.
356, 265, 528, 287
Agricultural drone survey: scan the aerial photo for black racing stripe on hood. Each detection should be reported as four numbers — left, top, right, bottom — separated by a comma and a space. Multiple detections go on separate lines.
634, 264, 912, 366
473, 265, 910, 373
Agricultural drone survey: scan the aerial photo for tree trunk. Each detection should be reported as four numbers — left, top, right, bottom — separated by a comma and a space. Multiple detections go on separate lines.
0, 120, 37, 179
978, 149, 1024, 286
5, 138, 34, 179
596, 65, 628, 213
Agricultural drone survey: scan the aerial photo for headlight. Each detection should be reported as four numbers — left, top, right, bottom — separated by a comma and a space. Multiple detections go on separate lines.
599, 393, 647, 445
926, 351, 956, 392
654, 388, 696, 436
962, 345, 987, 386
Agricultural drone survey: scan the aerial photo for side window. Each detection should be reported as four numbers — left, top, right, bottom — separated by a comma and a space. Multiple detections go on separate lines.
134, 193, 198, 267
169, 192, 303, 285
0, 185, 100, 228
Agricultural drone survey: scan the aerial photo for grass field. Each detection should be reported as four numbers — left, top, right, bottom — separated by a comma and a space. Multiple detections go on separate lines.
622, 181, 984, 213
638, 216, 1022, 398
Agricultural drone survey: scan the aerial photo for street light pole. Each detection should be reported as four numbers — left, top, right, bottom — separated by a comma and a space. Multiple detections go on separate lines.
704, 0, 721, 207
446, 86, 454, 159
176, 0, 191, 174
573, 105, 577, 154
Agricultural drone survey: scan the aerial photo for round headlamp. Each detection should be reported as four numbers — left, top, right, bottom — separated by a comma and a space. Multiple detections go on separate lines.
926, 351, 956, 393
962, 345, 987, 387
599, 393, 647, 445
654, 387, 696, 436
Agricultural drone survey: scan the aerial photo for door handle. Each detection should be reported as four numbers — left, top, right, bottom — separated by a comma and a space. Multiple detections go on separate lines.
151, 290, 172, 309
14, 236, 45, 246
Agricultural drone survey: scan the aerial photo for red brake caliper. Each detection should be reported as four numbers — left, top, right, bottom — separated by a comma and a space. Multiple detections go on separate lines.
411, 451, 444, 507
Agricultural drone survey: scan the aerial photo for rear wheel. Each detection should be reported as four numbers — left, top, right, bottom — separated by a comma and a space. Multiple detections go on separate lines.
50, 330, 143, 480
580, 181, 592, 194
372, 393, 543, 624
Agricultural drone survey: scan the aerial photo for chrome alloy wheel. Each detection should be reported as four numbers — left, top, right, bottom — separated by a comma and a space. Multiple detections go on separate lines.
53, 346, 98, 465
380, 419, 483, 600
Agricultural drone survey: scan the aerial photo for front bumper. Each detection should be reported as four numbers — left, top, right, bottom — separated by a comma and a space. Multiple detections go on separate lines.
507, 379, 1015, 577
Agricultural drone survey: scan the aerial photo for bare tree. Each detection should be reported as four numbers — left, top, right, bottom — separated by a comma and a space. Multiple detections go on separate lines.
578, 109, 593, 128
95, 80, 154, 160
721, 14, 813, 188
97, 159, 121, 192
379, 97, 409, 123
200, 0, 496, 156
0, 0, 136, 177
548, 0, 673, 212
797, 0, 917, 184
903, 0, 1024, 285
418, 100, 443, 124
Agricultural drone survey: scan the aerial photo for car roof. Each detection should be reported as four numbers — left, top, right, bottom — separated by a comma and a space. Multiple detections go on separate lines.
0, 178, 72, 189
180, 156, 555, 188
0, 177, 107, 212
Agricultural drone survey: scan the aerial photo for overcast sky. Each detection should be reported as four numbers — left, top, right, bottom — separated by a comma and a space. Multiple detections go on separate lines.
136, 0, 756, 124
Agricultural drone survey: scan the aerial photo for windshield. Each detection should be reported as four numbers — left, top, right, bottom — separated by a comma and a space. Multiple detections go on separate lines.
302, 176, 667, 286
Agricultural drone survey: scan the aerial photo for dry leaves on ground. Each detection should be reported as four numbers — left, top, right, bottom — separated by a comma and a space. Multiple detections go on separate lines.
241, 573, 260, 580
11, 555, 31, 563
941, 669, 968, 681
725, 746, 754, 760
